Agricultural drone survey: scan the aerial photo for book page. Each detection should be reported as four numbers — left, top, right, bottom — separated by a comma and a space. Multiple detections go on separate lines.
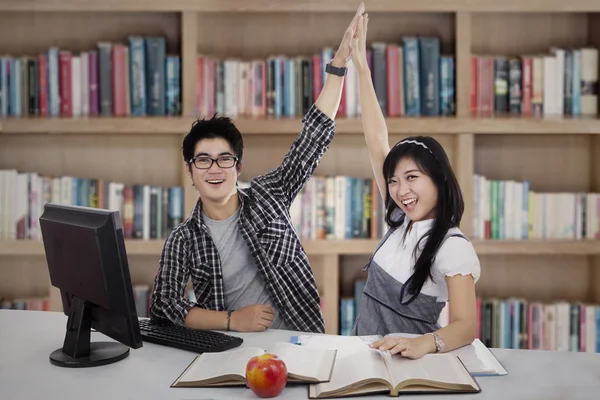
451, 339, 507, 375
381, 352, 475, 390
383, 334, 506, 376
310, 347, 391, 397
266, 342, 336, 382
178, 347, 264, 384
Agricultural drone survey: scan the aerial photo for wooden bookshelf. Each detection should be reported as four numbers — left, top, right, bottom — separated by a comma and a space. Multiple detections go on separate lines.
3, 116, 600, 135
1, 239, 599, 257
1, 1, 599, 337
1, 0, 600, 12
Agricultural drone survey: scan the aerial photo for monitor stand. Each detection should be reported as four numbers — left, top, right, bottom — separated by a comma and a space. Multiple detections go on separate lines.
50, 296, 130, 368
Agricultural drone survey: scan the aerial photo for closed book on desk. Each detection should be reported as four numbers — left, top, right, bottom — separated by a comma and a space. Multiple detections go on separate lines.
171, 342, 337, 387
308, 349, 480, 398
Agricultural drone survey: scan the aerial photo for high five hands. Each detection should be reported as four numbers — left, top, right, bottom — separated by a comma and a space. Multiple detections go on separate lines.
350, 3, 369, 74
331, 2, 366, 68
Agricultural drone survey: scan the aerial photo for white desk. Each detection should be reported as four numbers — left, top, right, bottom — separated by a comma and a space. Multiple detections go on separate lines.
1, 309, 599, 399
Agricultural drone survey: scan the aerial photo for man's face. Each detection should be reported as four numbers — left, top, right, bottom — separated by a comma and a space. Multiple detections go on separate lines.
188, 138, 241, 204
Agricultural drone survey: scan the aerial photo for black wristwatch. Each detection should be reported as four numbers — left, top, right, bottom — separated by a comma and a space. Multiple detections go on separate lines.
325, 60, 347, 77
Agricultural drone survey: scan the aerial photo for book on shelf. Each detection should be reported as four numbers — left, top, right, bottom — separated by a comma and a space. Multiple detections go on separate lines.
0, 169, 183, 241
0, 35, 180, 119
170, 342, 337, 387
472, 174, 600, 240
472, 46, 598, 117
304, 340, 480, 398
196, 36, 455, 119
289, 175, 387, 241
0, 296, 50, 311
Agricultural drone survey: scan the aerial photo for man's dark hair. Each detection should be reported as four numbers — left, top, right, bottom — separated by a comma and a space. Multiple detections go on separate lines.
182, 115, 244, 171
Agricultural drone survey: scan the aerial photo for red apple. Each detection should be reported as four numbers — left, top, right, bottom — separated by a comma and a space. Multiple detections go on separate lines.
245, 353, 287, 398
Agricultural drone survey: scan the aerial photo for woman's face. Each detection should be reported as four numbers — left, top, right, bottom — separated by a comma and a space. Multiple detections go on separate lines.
388, 157, 438, 221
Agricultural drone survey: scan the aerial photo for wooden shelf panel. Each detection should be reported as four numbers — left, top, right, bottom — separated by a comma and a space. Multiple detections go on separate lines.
2, 116, 600, 135
2, 239, 598, 256
0, 240, 166, 256
473, 240, 600, 255
1, 0, 600, 12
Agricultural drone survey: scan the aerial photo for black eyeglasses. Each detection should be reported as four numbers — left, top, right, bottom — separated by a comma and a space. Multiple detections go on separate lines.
189, 155, 238, 170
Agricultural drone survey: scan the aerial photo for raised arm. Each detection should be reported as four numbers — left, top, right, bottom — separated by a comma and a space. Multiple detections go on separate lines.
258, 3, 365, 207
315, 2, 365, 119
351, 13, 390, 200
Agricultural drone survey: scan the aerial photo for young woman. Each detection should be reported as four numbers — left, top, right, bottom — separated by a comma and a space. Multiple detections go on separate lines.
349, 13, 481, 360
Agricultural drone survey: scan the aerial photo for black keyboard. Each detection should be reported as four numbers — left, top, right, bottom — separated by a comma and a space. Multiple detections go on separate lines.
138, 319, 243, 354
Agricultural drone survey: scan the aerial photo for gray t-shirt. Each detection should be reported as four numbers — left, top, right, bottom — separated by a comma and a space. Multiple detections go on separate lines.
203, 208, 289, 330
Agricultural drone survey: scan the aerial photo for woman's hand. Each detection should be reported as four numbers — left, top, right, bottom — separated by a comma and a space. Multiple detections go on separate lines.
350, 9, 369, 74
369, 335, 437, 360
331, 2, 365, 67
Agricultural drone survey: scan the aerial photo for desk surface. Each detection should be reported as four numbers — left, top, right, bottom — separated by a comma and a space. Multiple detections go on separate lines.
1, 310, 599, 399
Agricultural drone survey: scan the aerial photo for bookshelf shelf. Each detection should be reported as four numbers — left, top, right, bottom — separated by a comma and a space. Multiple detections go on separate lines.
1, 0, 600, 13
1, 239, 598, 257
472, 240, 600, 256
0, 240, 166, 257
3, 116, 600, 136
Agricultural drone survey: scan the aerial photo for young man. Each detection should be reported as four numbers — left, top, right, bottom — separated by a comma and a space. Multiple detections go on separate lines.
150, 3, 366, 333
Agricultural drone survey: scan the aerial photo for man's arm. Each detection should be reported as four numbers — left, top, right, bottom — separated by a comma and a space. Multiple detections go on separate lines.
258, 3, 365, 207
150, 230, 206, 327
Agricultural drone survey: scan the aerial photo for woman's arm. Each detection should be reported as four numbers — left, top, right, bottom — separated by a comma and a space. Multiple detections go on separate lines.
428, 275, 478, 350
351, 12, 390, 200
369, 275, 477, 359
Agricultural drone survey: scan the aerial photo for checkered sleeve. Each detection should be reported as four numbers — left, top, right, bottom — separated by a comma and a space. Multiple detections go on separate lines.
258, 104, 335, 207
149, 229, 199, 326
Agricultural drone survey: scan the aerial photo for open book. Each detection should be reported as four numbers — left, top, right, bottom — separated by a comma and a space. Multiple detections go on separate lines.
171, 342, 337, 387
293, 333, 507, 377
308, 348, 480, 398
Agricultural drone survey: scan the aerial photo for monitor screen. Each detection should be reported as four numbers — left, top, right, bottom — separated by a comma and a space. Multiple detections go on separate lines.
39, 203, 143, 368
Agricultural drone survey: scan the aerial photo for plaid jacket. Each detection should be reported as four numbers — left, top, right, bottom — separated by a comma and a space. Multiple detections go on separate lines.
150, 104, 335, 333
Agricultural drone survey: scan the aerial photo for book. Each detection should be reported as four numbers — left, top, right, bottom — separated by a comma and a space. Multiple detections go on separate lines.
307, 346, 480, 398
170, 342, 337, 388
291, 333, 507, 377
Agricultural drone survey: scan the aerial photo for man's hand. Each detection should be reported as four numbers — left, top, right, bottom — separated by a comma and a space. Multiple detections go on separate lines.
332, 2, 365, 67
351, 10, 369, 73
230, 304, 274, 332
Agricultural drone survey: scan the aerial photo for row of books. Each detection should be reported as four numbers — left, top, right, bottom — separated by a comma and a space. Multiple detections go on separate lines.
472, 47, 599, 117
477, 298, 600, 353
2, 169, 599, 243
0, 296, 51, 311
196, 37, 455, 119
0, 169, 184, 241
0, 36, 181, 119
288, 176, 387, 241
472, 174, 600, 240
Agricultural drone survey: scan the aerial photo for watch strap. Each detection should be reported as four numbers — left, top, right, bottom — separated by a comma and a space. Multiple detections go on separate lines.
425, 332, 445, 352
325, 61, 347, 77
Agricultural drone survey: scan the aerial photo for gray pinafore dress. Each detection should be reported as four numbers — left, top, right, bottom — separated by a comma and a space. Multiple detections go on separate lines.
351, 213, 467, 337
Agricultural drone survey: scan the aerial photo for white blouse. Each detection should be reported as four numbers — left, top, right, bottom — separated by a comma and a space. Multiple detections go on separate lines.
372, 217, 481, 302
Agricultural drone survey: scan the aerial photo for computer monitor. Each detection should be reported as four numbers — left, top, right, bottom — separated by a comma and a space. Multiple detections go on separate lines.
39, 203, 143, 368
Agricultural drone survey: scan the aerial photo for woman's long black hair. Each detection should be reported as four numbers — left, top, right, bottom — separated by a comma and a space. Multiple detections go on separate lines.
382, 136, 464, 304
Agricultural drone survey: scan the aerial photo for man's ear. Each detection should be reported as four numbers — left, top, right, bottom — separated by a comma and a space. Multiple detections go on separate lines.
185, 162, 193, 180
236, 161, 243, 176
